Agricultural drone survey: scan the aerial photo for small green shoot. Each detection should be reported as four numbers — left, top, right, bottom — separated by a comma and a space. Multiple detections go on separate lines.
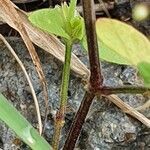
29, 0, 84, 149
28, 1, 84, 42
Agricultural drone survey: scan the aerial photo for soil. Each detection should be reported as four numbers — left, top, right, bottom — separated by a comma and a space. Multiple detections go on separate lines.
0, 0, 150, 150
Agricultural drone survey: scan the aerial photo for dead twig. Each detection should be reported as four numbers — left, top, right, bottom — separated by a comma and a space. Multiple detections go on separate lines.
77, 2, 114, 14
0, 34, 43, 133
0, 0, 49, 134
105, 94, 150, 128
12, 0, 38, 3
98, 0, 111, 18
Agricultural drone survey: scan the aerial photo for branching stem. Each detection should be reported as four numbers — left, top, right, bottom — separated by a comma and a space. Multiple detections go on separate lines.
63, 0, 103, 149
100, 86, 150, 95
63, 0, 150, 150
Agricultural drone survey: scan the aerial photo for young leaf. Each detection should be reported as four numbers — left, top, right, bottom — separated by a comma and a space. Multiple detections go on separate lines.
28, 8, 70, 39
96, 18, 150, 85
70, 17, 84, 41
28, 0, 84, 42
68, 0, 77, 21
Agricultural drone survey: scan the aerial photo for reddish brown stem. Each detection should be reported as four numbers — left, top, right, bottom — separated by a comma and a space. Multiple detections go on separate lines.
63, 92, 95, 150
83, 0, 103, 92
100, 86, 150, 95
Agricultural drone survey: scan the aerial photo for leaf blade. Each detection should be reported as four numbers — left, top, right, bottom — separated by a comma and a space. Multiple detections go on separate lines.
96, 18, 150, 85
0, 94, 52, 150
96, 18, 150, 66
29, 8, 70, 39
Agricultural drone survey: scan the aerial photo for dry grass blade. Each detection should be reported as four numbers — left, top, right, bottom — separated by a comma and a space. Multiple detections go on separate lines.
0, 34, 42, 134
105, 94, 150, 128
0, 2, 90, 79
0, 0, 48, 133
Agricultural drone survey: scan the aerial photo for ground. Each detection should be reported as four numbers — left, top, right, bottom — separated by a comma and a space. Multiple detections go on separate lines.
0, 0, 150, 150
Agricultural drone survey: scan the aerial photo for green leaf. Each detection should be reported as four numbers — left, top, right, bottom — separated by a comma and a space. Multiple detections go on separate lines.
98, 41, 130, 65
0, 94, 52, 150
96, 18, 150, 66
70, 16, 84, 41
28, 0, 84, 42
137, 62, 150, 86
68, 0, 77, 21
29, 8, 70, 39
81, 36, 130, 65
96, 18, 150, 85
61, 2, 69, 19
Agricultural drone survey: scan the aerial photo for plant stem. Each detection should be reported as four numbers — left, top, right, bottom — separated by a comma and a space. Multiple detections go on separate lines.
82, 0, 103, 92
63, 92, 95, 150
100, 86, 150, 95
52, 41, 72, 150
63, 0, 103, 149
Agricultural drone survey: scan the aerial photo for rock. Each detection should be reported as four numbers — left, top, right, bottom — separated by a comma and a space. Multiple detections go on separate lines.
0, 37, 149, 149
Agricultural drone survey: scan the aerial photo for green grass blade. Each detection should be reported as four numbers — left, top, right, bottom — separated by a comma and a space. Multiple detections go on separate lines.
0, 93, 52, 150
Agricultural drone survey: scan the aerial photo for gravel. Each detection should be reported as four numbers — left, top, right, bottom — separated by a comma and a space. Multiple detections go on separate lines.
0, 37, 149, 150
